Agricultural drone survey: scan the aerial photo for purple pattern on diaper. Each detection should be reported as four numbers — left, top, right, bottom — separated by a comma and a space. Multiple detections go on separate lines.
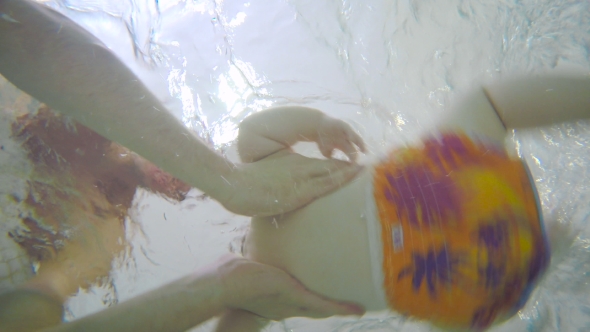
477, 221, 510, 289
384, 169, 459, 228
478, 221, 509, 249
381, 135, 508, 229
397, 246, 465, 298
425, 134, 470, 169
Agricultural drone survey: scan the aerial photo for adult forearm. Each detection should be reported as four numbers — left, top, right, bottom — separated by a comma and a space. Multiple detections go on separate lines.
40, 254, 364, 332
44, 272, 223, 332
484, 75, 590, 129
0, 0, 231, 199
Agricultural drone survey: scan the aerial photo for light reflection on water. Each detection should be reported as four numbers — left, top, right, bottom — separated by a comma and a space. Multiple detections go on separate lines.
4, 0, 590, 331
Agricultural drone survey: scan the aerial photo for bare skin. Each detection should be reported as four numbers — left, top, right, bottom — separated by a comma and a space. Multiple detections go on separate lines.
0, 1, 367, 331
0, 0, 363, 217
0, 105, 190, 330
216, 74, 590, 331
0, 105, 365, 332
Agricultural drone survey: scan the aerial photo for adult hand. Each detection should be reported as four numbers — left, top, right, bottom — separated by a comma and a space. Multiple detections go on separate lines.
218, 154, 364, 217
215, 254, 365, 320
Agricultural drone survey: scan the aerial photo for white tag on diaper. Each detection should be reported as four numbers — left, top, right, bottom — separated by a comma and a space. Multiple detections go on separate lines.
392, 224, 404, 252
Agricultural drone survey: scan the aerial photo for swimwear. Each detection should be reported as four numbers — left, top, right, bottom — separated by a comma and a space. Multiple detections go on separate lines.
370, 132, 550, 330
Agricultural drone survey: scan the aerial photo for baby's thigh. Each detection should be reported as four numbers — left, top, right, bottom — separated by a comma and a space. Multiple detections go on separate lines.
440, 88, 507, 146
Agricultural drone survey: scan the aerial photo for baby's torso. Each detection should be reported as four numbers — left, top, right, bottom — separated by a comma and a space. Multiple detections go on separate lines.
246, 168, 388, 311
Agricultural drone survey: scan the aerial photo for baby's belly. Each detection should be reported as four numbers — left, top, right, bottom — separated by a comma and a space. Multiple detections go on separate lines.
245, 170, 387, 311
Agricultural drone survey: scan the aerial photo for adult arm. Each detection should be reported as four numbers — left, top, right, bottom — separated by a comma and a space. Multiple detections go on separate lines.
0, 0, 362, 217
238, 106, 365, 162
0, 255, 363, 332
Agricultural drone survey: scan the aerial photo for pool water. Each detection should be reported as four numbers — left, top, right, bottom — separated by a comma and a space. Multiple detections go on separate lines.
1, 0, 589, 331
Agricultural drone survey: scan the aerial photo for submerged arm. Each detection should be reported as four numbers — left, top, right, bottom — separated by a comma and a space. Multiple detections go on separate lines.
0, 0, 231, 195
0, 0, 230, 200
18, 255, 360, 332
238, 106, 365, 162
0, 0, 363, 217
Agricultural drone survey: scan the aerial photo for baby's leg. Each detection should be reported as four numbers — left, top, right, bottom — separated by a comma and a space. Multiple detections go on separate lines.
440, 88, 507, 145
215, 309, 268, 332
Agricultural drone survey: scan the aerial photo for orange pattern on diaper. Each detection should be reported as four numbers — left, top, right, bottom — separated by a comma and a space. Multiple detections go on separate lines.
373, 133, 549, 330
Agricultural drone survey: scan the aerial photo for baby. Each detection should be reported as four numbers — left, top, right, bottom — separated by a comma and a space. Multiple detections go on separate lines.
216, 74, 590, 331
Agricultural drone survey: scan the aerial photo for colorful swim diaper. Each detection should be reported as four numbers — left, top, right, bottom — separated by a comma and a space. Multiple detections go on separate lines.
373, 132, 550, 330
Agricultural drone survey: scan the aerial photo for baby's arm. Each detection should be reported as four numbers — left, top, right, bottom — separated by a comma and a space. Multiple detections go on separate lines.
237, 106, 365, 163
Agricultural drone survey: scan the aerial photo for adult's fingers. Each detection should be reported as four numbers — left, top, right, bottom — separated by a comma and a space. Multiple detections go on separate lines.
221, 156, 363, 217
294, 160, 363, 203
278, 159, 363, 216
283, 285, 366, 319
302, 158, 363, 183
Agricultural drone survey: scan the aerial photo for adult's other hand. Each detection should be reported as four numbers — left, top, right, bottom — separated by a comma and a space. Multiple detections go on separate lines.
214, 254, 365, 320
